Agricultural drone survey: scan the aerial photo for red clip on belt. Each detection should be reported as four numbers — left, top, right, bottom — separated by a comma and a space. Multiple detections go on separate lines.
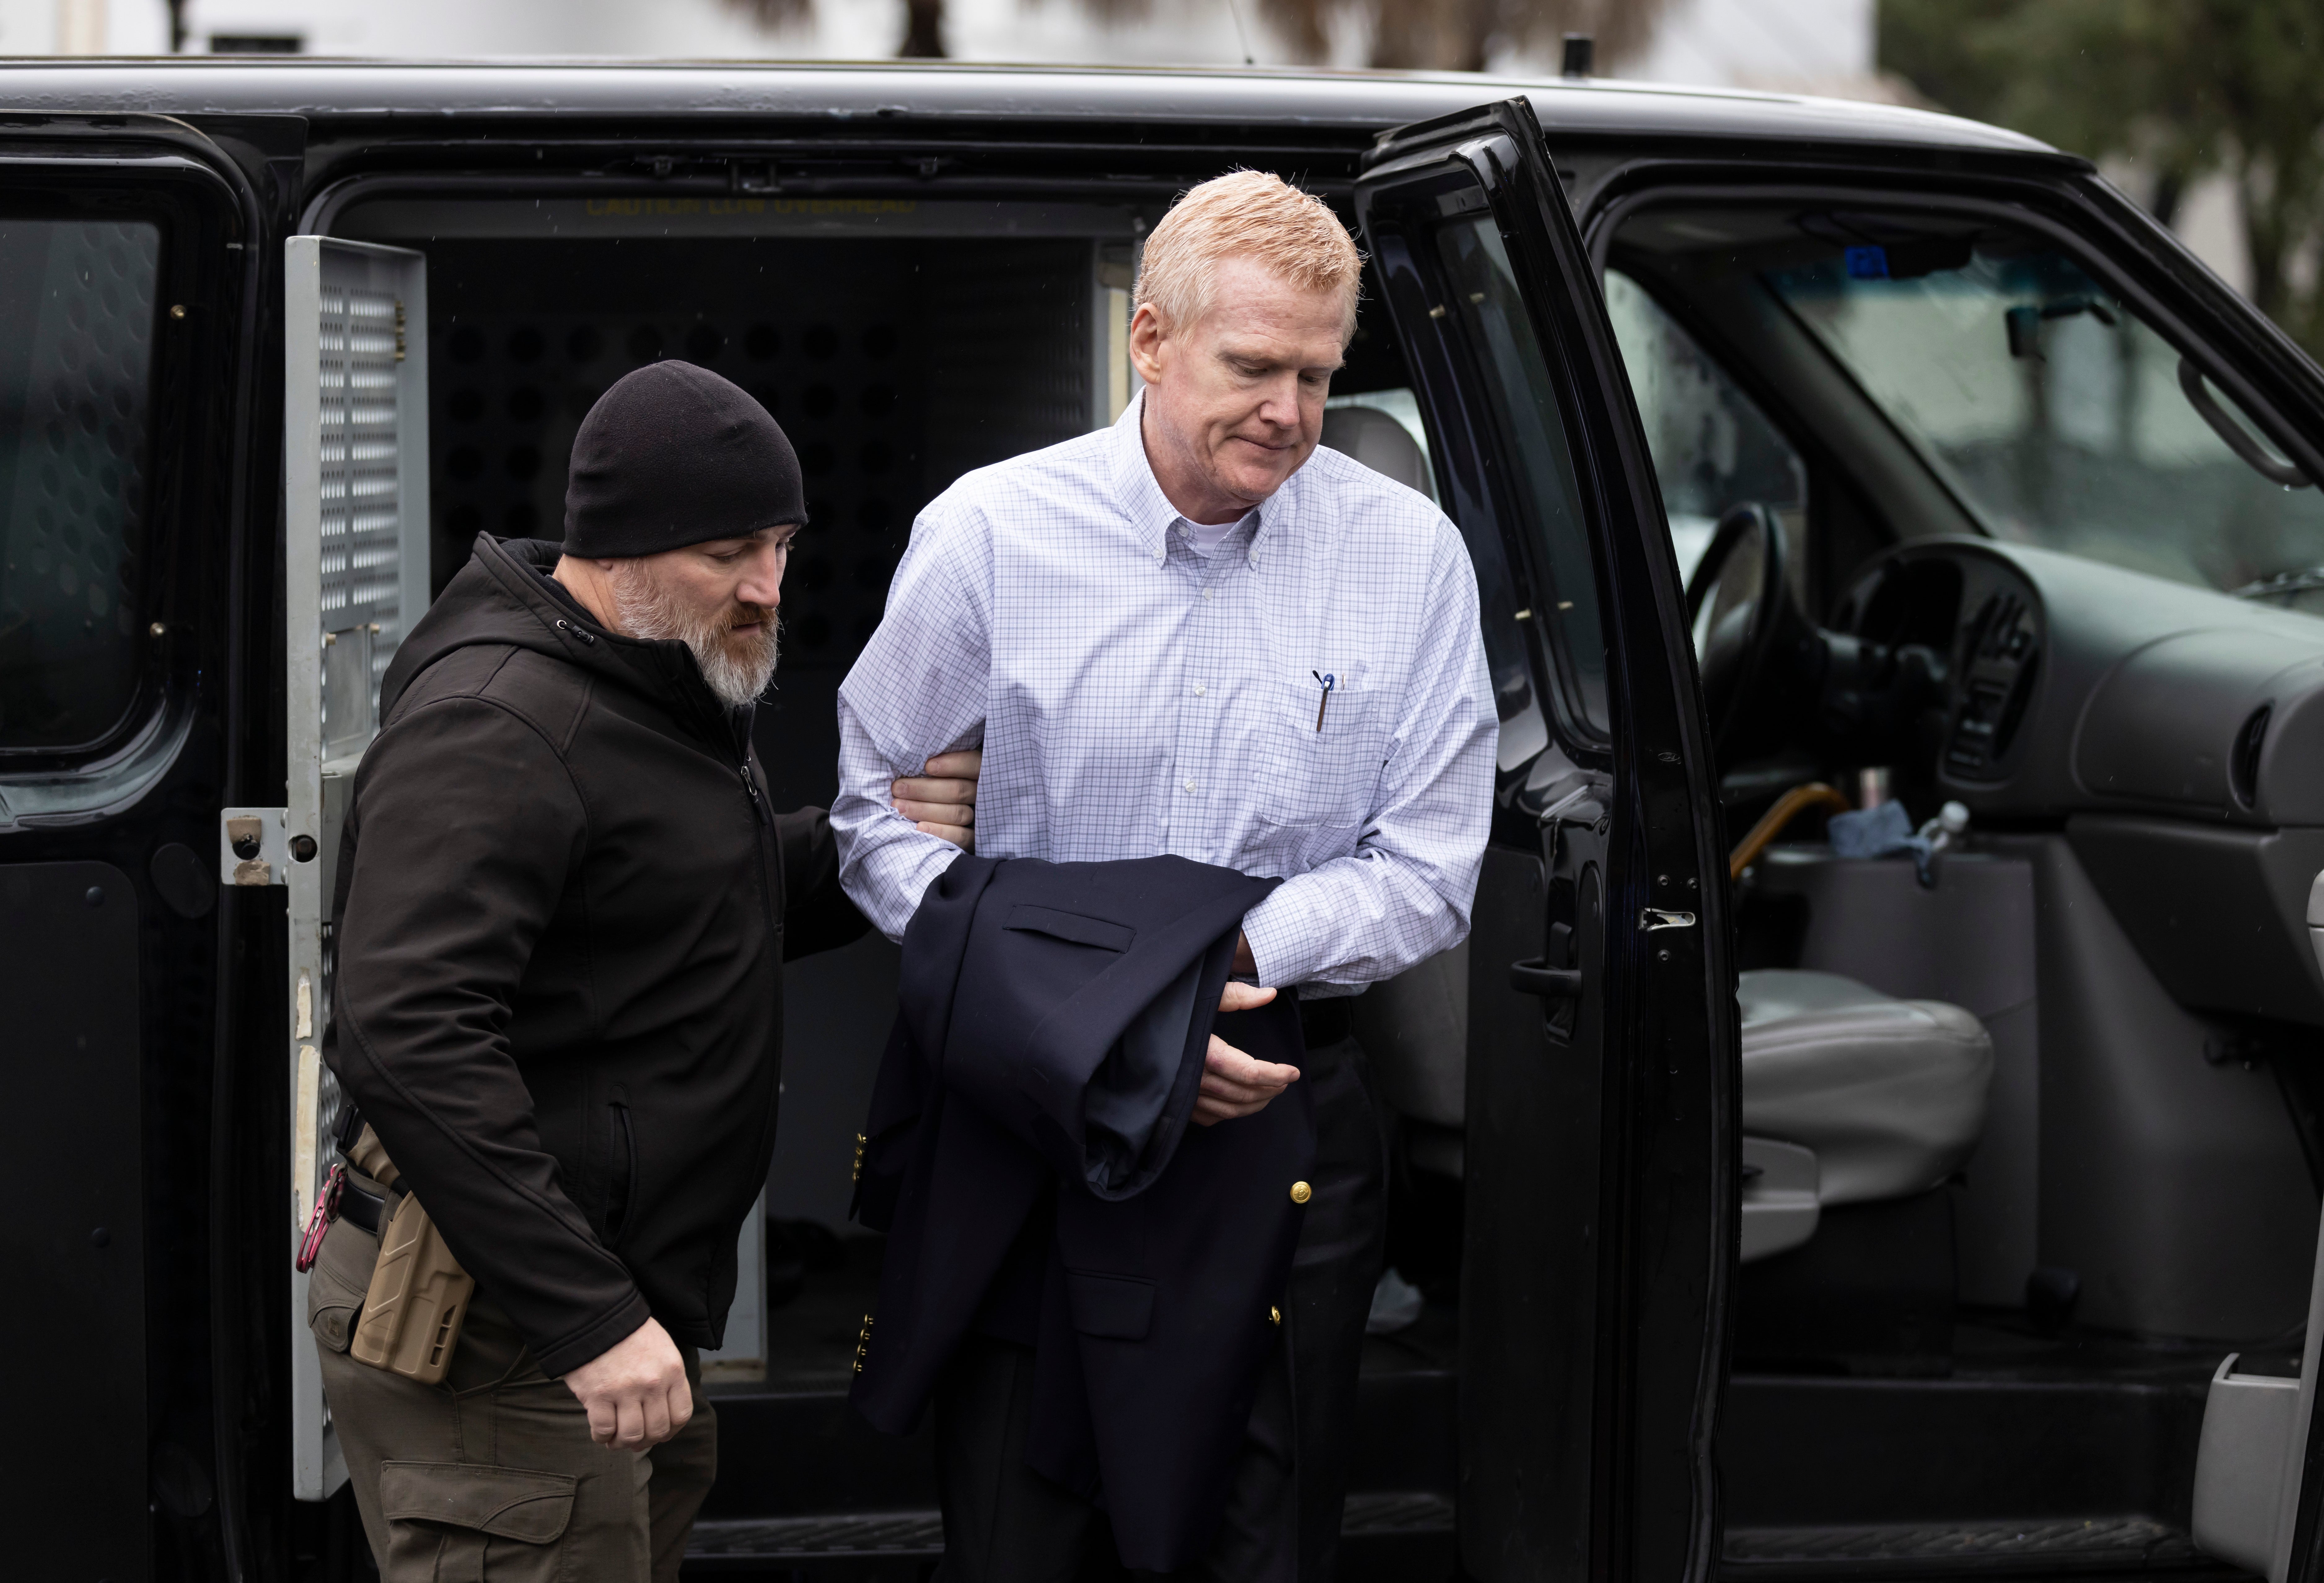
296, 1163, 346, 1273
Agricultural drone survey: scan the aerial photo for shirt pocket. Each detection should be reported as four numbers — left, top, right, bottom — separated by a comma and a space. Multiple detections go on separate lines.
1255, 678, 1392, 831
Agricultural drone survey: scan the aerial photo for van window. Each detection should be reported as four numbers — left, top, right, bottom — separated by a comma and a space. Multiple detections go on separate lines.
1438, 216, 1610, 743
0, 219, 160, 751
1604, 269, 1807, 586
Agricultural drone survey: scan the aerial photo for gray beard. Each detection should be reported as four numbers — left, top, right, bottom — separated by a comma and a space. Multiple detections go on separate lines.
606, 561, 780, 710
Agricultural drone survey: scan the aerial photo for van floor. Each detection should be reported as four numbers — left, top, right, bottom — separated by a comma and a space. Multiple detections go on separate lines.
1718, 1314, 2268, 1581
693, 1246, 2253, 1580
687, 1236, 1458, 1581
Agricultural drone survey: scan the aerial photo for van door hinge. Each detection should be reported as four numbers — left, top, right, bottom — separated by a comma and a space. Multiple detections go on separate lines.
1640, 908, 1697, 931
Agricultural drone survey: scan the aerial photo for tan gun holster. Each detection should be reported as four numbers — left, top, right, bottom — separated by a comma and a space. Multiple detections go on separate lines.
343, 1124, 475, 1386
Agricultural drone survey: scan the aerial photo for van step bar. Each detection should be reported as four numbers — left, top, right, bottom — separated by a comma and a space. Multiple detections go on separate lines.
686, 1490, 1455, 1569
1722, 1515, 2214, 1576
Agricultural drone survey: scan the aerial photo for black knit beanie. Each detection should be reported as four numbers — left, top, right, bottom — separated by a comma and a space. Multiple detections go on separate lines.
562, 361, 806, 558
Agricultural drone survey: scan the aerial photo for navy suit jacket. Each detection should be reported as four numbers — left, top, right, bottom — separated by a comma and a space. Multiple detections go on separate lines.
851, 853, 1317, 1572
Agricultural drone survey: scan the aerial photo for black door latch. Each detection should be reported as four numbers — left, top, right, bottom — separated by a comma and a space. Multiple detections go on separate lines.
1509, 960, 1583, 999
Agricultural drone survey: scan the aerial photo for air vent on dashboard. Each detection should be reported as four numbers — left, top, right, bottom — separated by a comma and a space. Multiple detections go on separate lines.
2231, 704, 2271, 810
1944, 590, 2042, 781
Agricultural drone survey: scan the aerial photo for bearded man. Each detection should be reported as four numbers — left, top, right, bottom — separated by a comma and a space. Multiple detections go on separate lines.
314, 361, 978, 1583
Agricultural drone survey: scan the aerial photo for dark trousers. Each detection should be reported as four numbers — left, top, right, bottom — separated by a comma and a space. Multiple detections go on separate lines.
932, 1038, 1386, 1583
310, 1212, 717, 1583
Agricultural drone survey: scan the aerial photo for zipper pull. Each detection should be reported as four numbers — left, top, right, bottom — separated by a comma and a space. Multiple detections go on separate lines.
740, 761, 769, 824
553, 618, 597, 646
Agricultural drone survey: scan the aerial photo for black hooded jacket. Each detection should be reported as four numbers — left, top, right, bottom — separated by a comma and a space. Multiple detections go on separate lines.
323, 534, 865, 1377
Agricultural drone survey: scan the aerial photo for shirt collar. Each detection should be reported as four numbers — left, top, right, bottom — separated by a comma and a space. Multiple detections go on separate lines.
1109, 388, 1297, 567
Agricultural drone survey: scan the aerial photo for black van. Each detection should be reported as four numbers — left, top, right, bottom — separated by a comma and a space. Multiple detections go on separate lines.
9, 56, 2324, 1583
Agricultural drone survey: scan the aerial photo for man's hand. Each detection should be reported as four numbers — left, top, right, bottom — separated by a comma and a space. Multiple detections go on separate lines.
1195, 978, 1299, 1125
893, 750, 981, 850
561, 1318, 693, 1450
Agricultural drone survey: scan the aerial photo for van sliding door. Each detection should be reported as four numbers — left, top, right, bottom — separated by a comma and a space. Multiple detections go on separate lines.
0, 118, 263, 1581
1354, 99, 1734, 1583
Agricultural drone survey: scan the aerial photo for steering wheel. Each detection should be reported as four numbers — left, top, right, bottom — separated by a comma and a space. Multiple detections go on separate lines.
1684, 502, 1800, 757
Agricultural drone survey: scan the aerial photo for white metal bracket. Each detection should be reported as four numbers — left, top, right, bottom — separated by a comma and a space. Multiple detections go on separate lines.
218, 805, 298, 887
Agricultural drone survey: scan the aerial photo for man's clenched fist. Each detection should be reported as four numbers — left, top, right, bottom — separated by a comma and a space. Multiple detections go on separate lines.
562, 1317, 693, 1450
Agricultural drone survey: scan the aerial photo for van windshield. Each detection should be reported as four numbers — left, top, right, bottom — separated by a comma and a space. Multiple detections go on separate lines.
1765, 236, 2324, 609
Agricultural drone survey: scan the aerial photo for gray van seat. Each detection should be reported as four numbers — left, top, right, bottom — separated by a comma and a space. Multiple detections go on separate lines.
1740, 969, 1994, 1206
1348, 938, 1468, 1179
1320, 404, 1432, 497
1352, 955, 1992, 1230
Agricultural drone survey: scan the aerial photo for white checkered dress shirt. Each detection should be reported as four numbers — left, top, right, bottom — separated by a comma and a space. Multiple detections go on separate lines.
832, 392, 1496, 994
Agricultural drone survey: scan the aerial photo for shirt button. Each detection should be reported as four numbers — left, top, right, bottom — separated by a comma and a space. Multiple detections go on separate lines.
1202, 589, 1214, 601
1194, 683, 1207, 697
1183, 779, 1197, 794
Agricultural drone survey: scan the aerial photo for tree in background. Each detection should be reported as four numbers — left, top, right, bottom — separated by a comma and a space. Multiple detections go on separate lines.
723, 0, 944, 58
1880, 0, 2324, 355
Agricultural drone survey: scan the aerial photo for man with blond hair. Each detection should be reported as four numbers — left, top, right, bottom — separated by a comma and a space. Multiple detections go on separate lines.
834, 171, 1494, 1579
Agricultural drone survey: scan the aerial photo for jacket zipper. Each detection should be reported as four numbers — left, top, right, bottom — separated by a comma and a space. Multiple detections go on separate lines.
735, 728, 784, 1222
737, 743, 778, 935
739, 758, 769, 825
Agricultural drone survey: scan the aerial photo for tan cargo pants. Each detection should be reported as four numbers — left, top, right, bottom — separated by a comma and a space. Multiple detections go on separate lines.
308, 1205, 717, 1582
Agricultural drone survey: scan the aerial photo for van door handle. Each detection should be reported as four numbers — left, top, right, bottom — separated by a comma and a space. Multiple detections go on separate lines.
1510, 960, 1584, 999
1640, 909, 1697, 931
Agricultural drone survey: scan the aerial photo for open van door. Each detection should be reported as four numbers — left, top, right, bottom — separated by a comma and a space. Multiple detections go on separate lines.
1354, 99, 1736, 1583
266, 234, 432, 1501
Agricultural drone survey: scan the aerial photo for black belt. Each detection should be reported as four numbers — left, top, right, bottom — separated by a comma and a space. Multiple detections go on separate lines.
1298, 995, 1352, 1050
337, 1175, 391, 1235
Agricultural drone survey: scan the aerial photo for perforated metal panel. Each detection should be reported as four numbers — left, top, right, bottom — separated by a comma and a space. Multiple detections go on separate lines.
925, 240, 1092, 497
315, 282, 409, 699
404, 236, 1092, 670
298, 248, 427, 763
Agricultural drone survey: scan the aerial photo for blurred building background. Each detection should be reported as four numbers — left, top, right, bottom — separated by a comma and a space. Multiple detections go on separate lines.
2, 0, 2314, 355
4, 0, 1883, 86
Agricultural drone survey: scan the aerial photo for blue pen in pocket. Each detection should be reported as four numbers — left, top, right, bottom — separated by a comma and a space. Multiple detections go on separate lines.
1312, 670, 1336, 732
